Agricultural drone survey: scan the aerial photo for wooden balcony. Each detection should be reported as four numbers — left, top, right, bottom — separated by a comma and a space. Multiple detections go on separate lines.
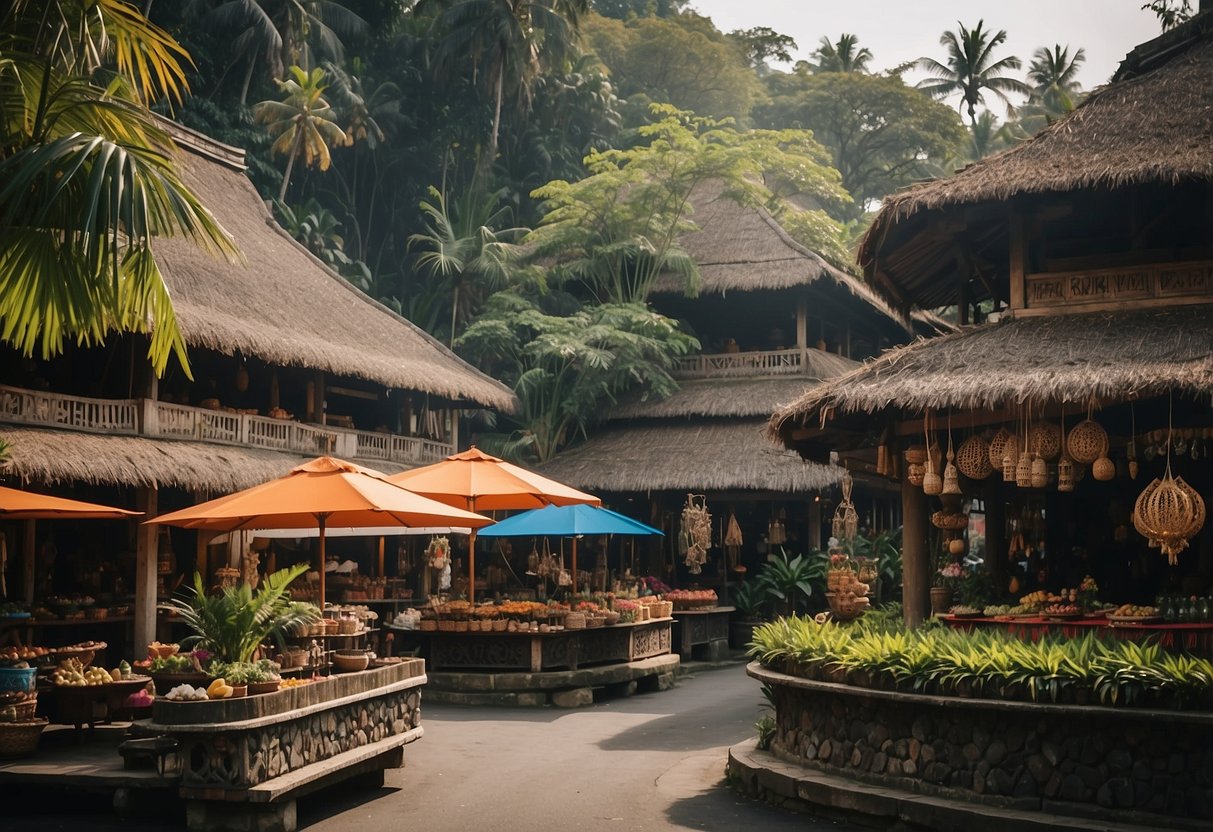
671, 348, 806, 379
0, 384, 452, 468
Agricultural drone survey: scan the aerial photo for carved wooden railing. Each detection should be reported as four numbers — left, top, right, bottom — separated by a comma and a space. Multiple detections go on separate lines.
0, 383, 452, 467
672, 348, 805, 379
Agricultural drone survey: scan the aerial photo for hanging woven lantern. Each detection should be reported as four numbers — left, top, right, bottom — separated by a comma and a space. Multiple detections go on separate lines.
1057, 455, 1075, 492
1015, 449, 1033, 488
832, 471, 859, 543
942, 449, 961, 495
904, 446, 927, 465
1134, 468, 1206, 565
1067, 419, 1108, 465
1129, 460, 1139, 480
1002, 434, 1020, 482
922, 464, 943, 496
1092, 456, 1116, 481
988, 428, 1011, 468
907, 462, 925, 486
956, 435, 993, 480
1029, 421, 1062, 461
1031, 454, 1048, 488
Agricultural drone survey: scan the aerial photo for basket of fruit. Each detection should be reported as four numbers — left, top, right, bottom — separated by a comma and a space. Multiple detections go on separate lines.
1042, 603, 1083, 621
1108, 604, 1162, 625
948, 605, 983, 619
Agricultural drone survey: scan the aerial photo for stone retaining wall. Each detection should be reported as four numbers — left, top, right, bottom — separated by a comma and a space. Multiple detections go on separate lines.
750, 662, 1213, 825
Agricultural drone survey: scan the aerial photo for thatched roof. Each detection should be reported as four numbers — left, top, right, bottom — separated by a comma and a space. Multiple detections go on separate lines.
858, 13, 1213, 311
539, 419, 842, 493
768, 305, 1213, 444
649, 180, 914, 332
1, 427, 412, 493
611, 358, 856, 421
155, 123, 516, 411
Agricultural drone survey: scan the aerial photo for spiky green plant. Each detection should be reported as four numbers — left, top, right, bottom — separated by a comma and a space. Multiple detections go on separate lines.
162, 564, 321, 663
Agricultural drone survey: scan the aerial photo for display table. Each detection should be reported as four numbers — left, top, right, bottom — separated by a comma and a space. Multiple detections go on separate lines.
941, 614, 1213, 654
48, 676, 152, 734
671, 607, 734, 661
391, 618, 672, 673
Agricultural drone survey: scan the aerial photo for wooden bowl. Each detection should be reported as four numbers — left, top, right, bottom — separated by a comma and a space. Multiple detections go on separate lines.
332, 650, 369, 673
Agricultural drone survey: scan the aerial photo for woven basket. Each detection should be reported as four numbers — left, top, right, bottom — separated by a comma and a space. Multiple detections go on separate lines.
338, 617, 358, 635
987, 428, 1011, 468
585, 615, 604, 629
565, 612, 587, 630
491, 619, 508, 632
903, 446, 927, 465
437, 620, 455, 632
906, 462, 925, 487
420, 619, 438, 632
956, 435, 993, 480
604, 612, 621, 626
1001, 434, 1021, 482
658, 601, 674, 618
0, 699, 37, 723
0, 719, 47, 759
1068, 419, 1108, 465
1057, 456, 1076, 492
1029, 422, 1062, 461
1092, 456, 1116, 481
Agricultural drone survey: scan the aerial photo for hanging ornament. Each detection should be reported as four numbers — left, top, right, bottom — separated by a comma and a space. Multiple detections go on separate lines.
1092, 456, 1116, 481
1057, 408, 1075, 492
832, 471, 859, 543
922, 413, 943, 495
235, 360, 250, 393
1015, 407, 1032, 487
1127, 403, 1139, 480
942, 414, 961, 495
1031, 455, 1048, 488
1067, 400, 1108, 465
988, 427, 1012, 469
1002, 433, 1020, 482
1029, 421, 1062, 461
904, 446, 926, 486
956, 434, 993, 480
1132, 395, 1206, 565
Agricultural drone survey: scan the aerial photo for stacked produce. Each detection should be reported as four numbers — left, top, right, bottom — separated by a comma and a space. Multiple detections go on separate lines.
826, 553, 870, 619
665, 589, 717, 610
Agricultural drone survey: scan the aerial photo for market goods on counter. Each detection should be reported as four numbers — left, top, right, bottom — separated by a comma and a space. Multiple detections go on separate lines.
51, 658, 112, 687
983, 604, 1013, 617
1112, 604, 1159, 618
165, 684, 209, 701
664, 589, 717, 609
1043, 603, 1081, 616
207, 678, 235, 699
279, 678, 311, 688
949, 605, 980, 616
0, 646, 48, 664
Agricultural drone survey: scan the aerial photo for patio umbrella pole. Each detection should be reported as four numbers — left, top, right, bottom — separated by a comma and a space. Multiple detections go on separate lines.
468, 528, 477, 604
318, 513, 328, 613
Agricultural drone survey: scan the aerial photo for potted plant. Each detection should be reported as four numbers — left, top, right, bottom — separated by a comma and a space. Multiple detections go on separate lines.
932, 562, 964, 614
161, 564, 321, 666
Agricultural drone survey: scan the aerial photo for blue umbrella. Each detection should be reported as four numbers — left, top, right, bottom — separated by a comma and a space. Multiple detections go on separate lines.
478, 504, 661, 592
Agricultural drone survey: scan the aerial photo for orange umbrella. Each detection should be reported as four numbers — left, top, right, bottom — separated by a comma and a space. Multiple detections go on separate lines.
148, 457, 493, 606
0, 485, 140, 520
387, 447, 600, 599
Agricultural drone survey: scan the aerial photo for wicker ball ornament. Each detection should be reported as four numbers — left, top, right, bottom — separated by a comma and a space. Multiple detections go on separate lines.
1092, 456, 1116, 481
907, 462, 925, 486
904, 446, 927, 465
956, 435, 993, 480
1067, 419, 1108, 465
942, 448, 962, 495
1029, 422, 1062, 461
922, 465, 943, 496
1134, 468, 1207, 565
988, 428, 1011, 468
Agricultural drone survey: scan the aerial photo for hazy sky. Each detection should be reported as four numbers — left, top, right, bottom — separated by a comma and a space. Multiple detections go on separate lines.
689, 1, 1160, 97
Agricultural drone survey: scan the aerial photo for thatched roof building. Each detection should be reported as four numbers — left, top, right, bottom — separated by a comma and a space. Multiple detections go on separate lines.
768, 306, 1213, 457
858, 12, 1213, 313
156, 124, 516, 412
539, 420, 841, 494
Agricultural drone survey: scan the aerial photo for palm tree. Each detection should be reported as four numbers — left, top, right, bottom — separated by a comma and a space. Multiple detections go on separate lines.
408, 187, 529, 345
916, 20, 1031, 127
425, 0, 589, 179
253, 65, 350, 201
1027, 44, 1086, 117
0, 0, 238, 377
809, 34, 873, 74
965, 110, 1013, 161
189, 0, 368, 105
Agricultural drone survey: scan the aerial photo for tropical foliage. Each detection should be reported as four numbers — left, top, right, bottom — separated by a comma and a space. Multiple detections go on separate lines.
915, 20, 1031, 126
751, 617, 1213, 709
161, 564, 321, 663
0, 0, 238, 377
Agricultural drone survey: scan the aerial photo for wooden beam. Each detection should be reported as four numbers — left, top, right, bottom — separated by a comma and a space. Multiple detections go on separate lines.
901, 475, 929, 628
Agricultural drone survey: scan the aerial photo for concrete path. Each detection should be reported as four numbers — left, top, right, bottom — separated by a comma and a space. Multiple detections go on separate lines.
299, 660, 855, 832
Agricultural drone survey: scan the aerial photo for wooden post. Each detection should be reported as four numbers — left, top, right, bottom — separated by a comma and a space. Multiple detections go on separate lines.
377, 536, 385, 578
134, 487, 159, 657
269, 370, 280, 411
1009, 212, 1027, 311
901, 475, 929, 628
808, 499, 822, 552
796, 299, 808, 370
195, 530, 211, 584
22, 520, 36, 605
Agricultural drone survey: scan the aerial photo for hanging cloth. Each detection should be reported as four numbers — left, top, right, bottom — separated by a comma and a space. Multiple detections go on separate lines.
724, 512, 743, 571
680, 494, 712, 574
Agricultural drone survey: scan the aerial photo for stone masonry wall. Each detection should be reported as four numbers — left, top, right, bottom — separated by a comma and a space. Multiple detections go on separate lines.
756, 664, 1213, 824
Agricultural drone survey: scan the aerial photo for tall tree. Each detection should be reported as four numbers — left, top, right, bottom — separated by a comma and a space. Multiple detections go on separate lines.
0, 0, 237, 376
253, 65, 350, 201
1027, 44, 1086, 117
426, 0, 589, 180
729, 26, 797, 74
806, 33, 873, 74
757, 71, 966, 216
1142, 0, 1194, 30
916, 20, 1030, 127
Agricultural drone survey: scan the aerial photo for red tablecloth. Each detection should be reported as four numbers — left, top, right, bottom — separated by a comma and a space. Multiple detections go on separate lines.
940, 615, 1213, 653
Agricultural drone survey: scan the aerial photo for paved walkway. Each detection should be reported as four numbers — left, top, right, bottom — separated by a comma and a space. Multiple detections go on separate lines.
10, 662, 857, 832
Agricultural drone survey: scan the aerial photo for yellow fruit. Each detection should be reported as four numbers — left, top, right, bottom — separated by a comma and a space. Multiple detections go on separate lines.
111, 668, 122, 682
207, 678, 228, 698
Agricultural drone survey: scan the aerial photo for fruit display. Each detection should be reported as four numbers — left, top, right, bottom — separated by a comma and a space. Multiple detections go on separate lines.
1111, 604, 1159, 619
1042, 603, 1081, 616
0, 646, 49, 664
949, 605, 980, 616
165, 684, 209, 701
982, 604, 1013, 617
279, 678, 312, 689
207, 678, 235, 699
51, 658, 112, 687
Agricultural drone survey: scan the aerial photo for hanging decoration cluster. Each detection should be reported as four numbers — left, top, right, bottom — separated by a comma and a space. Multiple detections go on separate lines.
1133, 397, 1206, 565
680, 494, 712, 574
832, 471, 859, 543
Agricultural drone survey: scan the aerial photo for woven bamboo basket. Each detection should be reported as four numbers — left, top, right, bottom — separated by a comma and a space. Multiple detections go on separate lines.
903, 446, 927, 465
0, 719, 47, 759
1001, 435, 1021, 482
987, 428, 1011, 468
564, 612, 587, 630
491, 619, 508, 632
1030, 422, 1062, 461
956, 435, 993, 480
658, 601, 674, 618
906, 462, 925, 487
1031, 456, 1048, 488
1057, 456, 1075, 492
1015, 450, 1033, 488
420, 619, 438, 632
0, 700, 37, 723
585, 615, 604, 629
1068, 419, 1108, 465
1092, 456, 1116, 481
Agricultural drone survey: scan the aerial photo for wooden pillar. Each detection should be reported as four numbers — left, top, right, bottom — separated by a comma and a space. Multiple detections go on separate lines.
983, 478, 1006, 591
901, 475, 929, 628
133, 487, 159, 657
22, 520, 36, 605
1009, 212, 1027, 311
449, 408, 460, 449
